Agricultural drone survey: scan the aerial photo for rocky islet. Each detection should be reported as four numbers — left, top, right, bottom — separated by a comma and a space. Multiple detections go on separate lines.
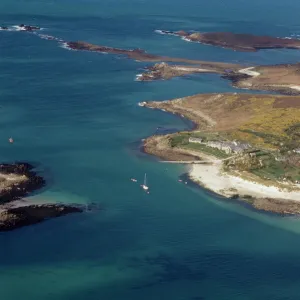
0, 162, 85, 231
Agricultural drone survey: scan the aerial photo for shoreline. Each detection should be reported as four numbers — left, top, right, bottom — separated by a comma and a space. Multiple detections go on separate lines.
142, 135, 300, 215
188, 163, 300, 215
141, 94, 300, 215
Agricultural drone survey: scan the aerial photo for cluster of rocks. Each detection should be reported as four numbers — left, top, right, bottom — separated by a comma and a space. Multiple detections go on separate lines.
0, 204, 82, 231
0, 162, 45, 204
0, 162, 88, 232
0, 24, 40, 31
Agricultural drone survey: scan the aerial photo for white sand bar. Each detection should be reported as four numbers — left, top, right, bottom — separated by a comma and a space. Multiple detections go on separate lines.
189, 163, 300, 201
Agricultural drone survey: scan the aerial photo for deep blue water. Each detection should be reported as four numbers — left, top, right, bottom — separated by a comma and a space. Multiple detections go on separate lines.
1, 0, 300, 299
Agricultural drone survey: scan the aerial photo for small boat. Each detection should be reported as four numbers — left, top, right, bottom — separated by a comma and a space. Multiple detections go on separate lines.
141, 173, 149, 191
9, 137, 14, 143
178, 179, 182, 182
131, 178, 137, 182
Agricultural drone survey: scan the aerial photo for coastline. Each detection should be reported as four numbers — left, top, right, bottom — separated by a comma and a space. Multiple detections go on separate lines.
141, 95, 300, 215
143, 134, 300, 215
189, 163, 300, 201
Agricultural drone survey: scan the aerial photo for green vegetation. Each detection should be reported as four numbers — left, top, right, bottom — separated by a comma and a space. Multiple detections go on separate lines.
251, 155, 300, 182
182, 143, 229, 159
170, 133, 189, 148
169, 132, 230, 159
224, 151, 300, 182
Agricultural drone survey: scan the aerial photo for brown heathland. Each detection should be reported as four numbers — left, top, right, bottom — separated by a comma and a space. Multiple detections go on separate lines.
158, 30, 300, 52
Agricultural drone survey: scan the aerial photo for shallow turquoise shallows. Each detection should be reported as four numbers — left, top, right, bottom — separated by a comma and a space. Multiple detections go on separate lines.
1, 0, 300, 299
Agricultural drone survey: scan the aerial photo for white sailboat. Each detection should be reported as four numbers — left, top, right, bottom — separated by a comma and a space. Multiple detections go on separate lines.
142, 173, 149, 191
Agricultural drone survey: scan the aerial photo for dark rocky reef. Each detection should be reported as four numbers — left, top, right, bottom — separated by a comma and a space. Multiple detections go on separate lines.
0, 204, 83, 231
158, 30, 300, 52
0, 162, 45, 204
66, 41, 159, 61
19, 24, 40, 31
0, 162, 94, 231
0, 24, 40, 31
221, 72, 252, 84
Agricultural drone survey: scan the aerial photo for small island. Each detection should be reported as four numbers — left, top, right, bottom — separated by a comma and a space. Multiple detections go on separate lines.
140, 93, 300, 215
65, 41, 240, 68
0, 162, 83, 231
156, 30, 300, 52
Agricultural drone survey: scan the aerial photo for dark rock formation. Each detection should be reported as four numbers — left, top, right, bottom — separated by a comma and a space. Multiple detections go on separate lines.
0, 162, 90, 231
19, 24, 40, 31
0, 204, 83, 231
0, 162, 45, 204
66, 41, 159, 61
221, 72, 251, 84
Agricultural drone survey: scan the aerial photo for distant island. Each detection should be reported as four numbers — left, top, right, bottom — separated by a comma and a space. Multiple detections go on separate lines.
64, 42, 300, 95
156, 30, 300, 52
140, 93, 300, 215
0, 163, 84, 231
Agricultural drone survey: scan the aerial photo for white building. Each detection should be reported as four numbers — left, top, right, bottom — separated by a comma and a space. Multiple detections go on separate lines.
189, 137, 251, 154
189, 137, 203, 144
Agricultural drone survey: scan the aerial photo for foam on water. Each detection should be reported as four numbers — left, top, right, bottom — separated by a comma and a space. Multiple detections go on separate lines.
181, 36, 193, 42
35, 33, 63, 42
285, 34, 300, 40
59, 42, 73, 51
0, 25, 44, 32
135, 74, 143, 81
155, 29, 177, 36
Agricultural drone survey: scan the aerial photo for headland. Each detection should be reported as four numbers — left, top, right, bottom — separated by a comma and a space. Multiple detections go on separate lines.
141, 93, 300, 215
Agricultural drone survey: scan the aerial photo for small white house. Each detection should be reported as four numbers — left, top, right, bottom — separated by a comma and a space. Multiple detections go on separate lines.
294, 148, 300, 154
189, 137, 203, 144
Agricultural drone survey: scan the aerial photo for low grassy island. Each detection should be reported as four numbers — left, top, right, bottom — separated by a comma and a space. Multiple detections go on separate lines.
141, 93, 300, 215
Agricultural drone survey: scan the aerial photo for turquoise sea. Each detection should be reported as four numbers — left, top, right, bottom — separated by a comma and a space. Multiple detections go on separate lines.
1, 0, 300, 299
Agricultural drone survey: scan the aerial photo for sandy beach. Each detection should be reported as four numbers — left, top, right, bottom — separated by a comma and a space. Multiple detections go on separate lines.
189, 162, 300, 201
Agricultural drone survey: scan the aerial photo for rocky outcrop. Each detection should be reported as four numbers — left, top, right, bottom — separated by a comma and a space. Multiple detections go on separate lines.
0, 24, 40, 31
0, 162, 93, 231
66, 41, 159, 61
0, 162, 45, 204
0, 204, 83, 231
19, 24, 40, 31
137, 62, 219, 81
243, 197, 300, 216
